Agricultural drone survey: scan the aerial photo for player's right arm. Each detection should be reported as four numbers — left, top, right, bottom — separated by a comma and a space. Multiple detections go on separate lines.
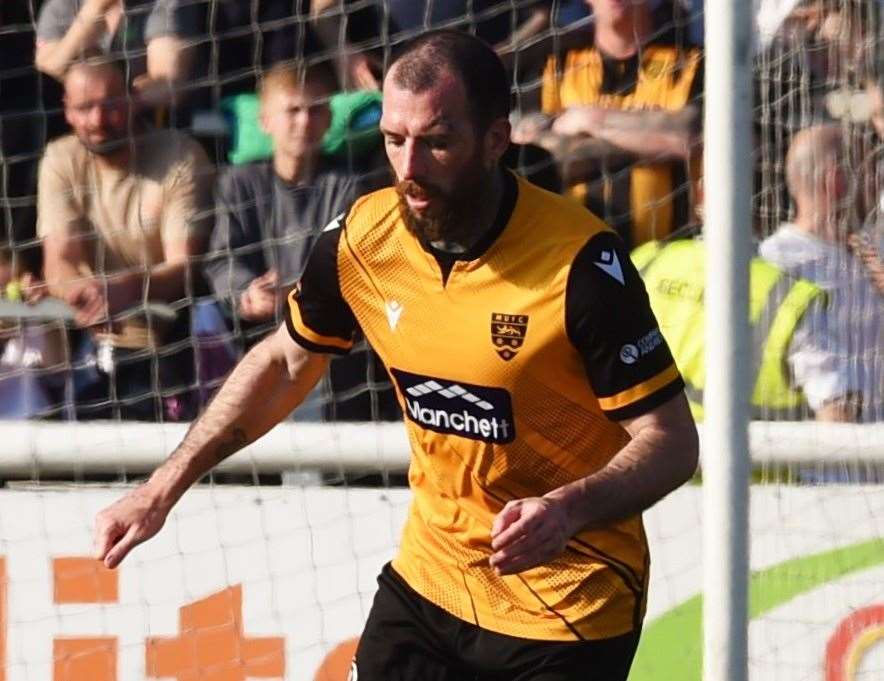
93, 325, 330, 569
94, 221, 357, 569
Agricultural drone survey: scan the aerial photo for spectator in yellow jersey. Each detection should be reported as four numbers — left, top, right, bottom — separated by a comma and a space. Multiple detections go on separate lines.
514, 0, 703, 249
94, 32, 698, 681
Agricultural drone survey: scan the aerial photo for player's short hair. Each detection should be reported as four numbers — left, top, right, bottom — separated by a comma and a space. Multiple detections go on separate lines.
64, 57, 127, 94
389, 30, 511, 134
258, 59, 339, 101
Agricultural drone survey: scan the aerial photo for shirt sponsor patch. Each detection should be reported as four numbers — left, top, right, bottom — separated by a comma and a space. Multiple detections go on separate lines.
391, 368, 515, 444
620, 328, 664, 365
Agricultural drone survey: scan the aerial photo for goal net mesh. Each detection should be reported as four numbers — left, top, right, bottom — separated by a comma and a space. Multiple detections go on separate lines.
0, 1, 881, 680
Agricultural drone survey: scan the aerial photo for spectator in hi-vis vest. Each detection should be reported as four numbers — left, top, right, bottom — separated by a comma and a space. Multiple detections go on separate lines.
632, 174, 862, 423
760, 124, 882, 422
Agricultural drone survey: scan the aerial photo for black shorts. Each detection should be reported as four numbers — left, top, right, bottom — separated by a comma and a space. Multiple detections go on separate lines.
352, 563, 641, 681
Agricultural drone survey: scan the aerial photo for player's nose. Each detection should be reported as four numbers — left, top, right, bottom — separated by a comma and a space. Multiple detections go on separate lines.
399, 139, 427, 182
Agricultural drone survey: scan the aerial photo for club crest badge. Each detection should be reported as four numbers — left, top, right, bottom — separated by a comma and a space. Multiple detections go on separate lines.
490, 313, 529, 361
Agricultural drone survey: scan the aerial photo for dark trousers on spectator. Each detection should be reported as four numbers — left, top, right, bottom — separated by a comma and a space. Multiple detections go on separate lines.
73, 342, 197, 422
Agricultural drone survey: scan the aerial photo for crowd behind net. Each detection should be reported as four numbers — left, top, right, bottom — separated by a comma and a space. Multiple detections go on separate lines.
0, 2, 882, 681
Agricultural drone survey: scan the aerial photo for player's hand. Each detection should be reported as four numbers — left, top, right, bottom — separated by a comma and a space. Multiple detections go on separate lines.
489, 496, 575, 575
64, 277, 109, 327
19, 272, 48, 304
239, 270, 280, 322
94, 482, 172, 569
510, 113, 553, 145
552, 106, 607, 137
848, 232, 884, 295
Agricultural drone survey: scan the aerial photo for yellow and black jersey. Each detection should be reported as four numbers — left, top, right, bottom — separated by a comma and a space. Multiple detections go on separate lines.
287, 171, 684, 641
541, 40, 703, 249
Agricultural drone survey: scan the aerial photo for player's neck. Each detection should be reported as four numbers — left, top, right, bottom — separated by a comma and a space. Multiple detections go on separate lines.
595, 11, 652, 59
793, 207, 847, 246
91, 144, 132, 173
428, 169, 504, 254
467, 167, 505, 251
273, 152, 317, 185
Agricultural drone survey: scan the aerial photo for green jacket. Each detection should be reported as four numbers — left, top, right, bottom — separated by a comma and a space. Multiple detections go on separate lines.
632, 239, 826, 420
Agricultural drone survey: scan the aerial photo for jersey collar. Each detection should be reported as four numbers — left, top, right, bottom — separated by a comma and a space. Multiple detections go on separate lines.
421, 168, 519, 271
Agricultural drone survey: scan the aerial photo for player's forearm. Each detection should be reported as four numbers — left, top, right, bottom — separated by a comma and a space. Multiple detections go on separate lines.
594, 108, 699, 160
103, 261, 192, 310
497, 7, 550, 52
534, 133, 633, 185
310, 0, 344, 52
203, 256, 259, 304
545, 420, 698, 532
35, 3, 107, 79
814, 394, 862, 422
43, 251, 88, 298
145, 335, 326, 507
593, 128, 694, 161
145, 36, 192, 83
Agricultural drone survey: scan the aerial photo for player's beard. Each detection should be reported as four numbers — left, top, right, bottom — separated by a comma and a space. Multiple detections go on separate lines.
76, 114, 137, 157
395, 150, 492, 248
78, 129, 130, 156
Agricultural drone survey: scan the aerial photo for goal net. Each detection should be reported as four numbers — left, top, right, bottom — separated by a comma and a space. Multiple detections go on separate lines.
0, 1, 881, 680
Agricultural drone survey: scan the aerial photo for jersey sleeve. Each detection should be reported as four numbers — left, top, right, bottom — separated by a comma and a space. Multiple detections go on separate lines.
286, 218, 358, 355
566, 231, 684, 421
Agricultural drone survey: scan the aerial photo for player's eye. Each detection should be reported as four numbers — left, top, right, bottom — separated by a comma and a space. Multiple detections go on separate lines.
425, 137, 449, 151
385, 135, 405, 148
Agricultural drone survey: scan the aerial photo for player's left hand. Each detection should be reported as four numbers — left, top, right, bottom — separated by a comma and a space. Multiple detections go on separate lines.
489, 497, 575, 575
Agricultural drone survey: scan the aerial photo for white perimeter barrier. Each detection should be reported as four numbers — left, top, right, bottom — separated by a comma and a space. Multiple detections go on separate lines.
0, 421, 882, 475
0, 485, 880, 680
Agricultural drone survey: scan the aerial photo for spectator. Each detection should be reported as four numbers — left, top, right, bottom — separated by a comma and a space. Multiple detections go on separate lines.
759, 124, 883, 421
34, 0, 196, 106
753, 0, 880, 234
516, 0, 703, 249
188, 0, 344, 100
38, 59, 214, 421
204, 60, 358, 346
203, 60, 398, 421
379, 0, 551, 49
0, 248, 68, 419
632, 179, 860, 422
851, 69, 884, 297
2, 3, 66, 277
315, 1, 554, 90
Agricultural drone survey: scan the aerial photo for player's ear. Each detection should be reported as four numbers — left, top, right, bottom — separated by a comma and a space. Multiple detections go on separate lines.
484, 117, 512, 166
258, 92, 273, 135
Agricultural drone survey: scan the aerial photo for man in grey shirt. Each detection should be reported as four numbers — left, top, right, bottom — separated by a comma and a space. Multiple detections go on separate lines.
35, 0, 195, 101
204, 60, 398, 420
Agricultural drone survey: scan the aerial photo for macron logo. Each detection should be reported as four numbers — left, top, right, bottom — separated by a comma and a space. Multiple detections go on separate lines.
594, 249, 625, 285
385, 300, 403, 330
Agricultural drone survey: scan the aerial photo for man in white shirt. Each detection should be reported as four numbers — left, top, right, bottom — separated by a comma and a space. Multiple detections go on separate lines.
759, 124, 883, 422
